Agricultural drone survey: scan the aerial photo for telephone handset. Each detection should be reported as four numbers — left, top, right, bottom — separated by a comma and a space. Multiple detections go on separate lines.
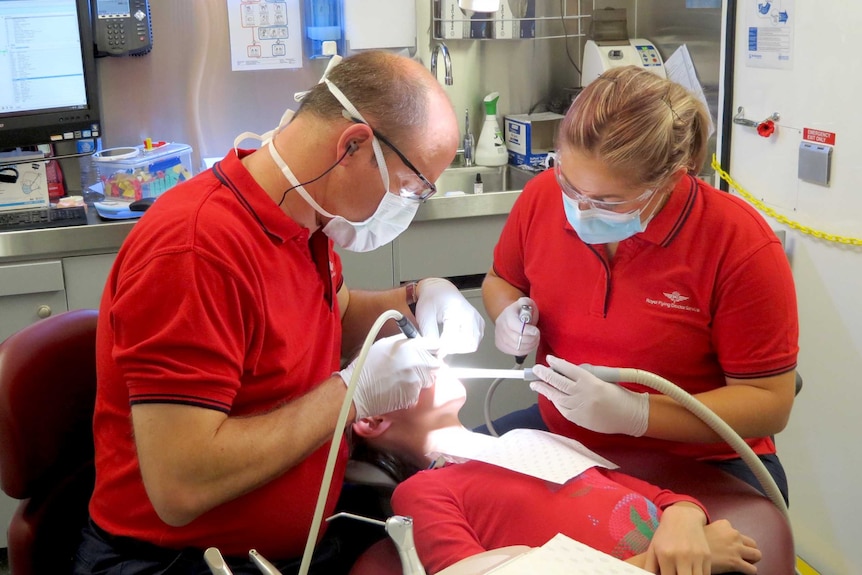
93, 0, 152, 57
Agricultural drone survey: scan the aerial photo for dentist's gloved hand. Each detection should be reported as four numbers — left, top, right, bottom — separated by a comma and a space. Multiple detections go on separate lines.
415, 278, 484, 358
530, 355, 650, 437
339, 334, 442, 420
494, 297, 540, 356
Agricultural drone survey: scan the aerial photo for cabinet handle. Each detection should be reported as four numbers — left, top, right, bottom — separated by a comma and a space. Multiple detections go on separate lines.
37, 305, 52, 319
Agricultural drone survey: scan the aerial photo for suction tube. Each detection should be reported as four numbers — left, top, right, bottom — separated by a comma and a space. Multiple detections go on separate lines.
298, 310, 413, 575
583, 364, 789, 518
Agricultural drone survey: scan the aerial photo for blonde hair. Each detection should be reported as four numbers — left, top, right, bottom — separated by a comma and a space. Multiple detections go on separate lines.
558, 65, 709, 188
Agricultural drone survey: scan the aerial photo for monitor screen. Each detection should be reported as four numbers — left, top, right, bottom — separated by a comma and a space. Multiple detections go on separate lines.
0, 0, 101, 148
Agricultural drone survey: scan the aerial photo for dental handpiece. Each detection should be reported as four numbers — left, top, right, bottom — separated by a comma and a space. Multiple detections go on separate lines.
204, 547, 234, 575
515, 304, 533, 364
395, 315, 419, 339
249, 549, 283, 575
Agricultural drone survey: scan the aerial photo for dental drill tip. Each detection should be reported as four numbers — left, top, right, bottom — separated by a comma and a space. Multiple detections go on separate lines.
249, 549, 283, 575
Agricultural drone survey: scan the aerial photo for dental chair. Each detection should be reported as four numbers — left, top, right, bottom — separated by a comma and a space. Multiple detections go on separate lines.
0, 309, 99, 575
348, 448, 795, 575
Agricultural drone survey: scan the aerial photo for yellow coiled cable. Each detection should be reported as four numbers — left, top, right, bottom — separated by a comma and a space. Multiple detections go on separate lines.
711, 154, 862, 246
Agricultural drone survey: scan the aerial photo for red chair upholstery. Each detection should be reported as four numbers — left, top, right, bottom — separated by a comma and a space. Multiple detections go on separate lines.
0, 309, 98, 575
350, 448, 795, 575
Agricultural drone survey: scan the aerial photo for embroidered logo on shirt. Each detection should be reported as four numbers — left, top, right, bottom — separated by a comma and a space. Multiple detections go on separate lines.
663, 291, 689, 304
645, 291, 701, 313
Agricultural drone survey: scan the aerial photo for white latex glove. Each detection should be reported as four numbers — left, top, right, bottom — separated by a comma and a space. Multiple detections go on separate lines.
494, 297, 540, 356
339, 334, 442, 420
415, 278, 484, 358
530, 355, 650, 437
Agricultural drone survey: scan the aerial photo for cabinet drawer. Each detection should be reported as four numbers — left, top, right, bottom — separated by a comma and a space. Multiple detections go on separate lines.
0, 260, 64, 297
0, 290, 68, 343
395, 215, 507, 282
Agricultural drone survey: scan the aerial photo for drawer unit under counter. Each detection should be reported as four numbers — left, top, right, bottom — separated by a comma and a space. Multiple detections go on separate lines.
0, 260, 68, 342
394, 214, 508, 283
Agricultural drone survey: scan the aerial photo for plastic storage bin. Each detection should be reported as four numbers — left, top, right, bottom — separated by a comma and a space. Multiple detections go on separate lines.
92, 143, 193, 201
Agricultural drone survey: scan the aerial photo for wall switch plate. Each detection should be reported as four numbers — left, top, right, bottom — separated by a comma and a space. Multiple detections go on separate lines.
798, 142, 832, 186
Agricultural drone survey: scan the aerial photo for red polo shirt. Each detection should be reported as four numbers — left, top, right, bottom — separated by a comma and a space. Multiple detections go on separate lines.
493, 170, 798, 460
91, 149, 346, 558
393, 461, 707, 573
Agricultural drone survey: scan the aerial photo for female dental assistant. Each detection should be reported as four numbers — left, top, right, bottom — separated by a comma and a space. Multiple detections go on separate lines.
482, 65, 799, 501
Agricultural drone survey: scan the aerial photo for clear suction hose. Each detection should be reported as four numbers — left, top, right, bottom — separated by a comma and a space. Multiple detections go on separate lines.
583, 364, 789, 519
298, 310, 410, 575
481, 362, 789, 517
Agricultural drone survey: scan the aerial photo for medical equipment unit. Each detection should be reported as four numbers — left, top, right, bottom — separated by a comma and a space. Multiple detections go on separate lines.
580, 8, 666, 87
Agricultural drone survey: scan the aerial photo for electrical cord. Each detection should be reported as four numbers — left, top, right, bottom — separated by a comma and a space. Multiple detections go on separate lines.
559, 0, 582, 78
297, 309, 407, 575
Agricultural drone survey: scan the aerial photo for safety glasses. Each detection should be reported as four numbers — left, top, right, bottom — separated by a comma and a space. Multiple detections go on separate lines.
346, 116, 438, 202
554, 161, 655, 212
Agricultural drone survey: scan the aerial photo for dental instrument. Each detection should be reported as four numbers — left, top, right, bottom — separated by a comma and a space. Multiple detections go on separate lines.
298, 310, 422, 575
515, 303, 532, 363
327, 512, 426, 575
447, 367, 538, 381
249, 550, 283, 575
204, 547, 234, 575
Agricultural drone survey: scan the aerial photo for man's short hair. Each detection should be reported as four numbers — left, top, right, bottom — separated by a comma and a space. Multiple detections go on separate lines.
297, 51, 430, 152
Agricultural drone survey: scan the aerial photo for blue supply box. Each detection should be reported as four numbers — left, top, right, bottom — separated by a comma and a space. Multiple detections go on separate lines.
493, 0, 536, 39
504, 113, 564, 167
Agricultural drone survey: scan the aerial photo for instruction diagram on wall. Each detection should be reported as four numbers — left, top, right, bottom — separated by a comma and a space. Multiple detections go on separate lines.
226, 0, 302, 71
746, 0, 794, 69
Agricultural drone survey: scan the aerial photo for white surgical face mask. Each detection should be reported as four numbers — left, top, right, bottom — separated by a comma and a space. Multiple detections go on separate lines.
269, 140, 418, 252
232, 76, 420, 253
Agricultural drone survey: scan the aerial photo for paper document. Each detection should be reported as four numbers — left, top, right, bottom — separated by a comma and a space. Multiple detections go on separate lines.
433, 429, 618, 484
226, 0, 302, 71
665, 45, 715, 137
488, 533, 650, 574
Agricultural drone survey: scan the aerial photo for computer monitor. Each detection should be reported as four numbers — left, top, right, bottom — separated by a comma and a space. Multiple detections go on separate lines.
0, 0, 101, 149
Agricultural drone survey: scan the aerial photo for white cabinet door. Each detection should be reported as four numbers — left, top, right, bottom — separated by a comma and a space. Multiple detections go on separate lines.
63, 253, 117, 310
0, 260, 68, 343
336, 244, 395, 290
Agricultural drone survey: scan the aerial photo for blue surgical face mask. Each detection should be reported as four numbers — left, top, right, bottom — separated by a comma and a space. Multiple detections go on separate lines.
562, 191, 658, 244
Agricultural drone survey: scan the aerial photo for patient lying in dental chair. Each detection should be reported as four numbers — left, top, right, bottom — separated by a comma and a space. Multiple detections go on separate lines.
350, 370, 762, 575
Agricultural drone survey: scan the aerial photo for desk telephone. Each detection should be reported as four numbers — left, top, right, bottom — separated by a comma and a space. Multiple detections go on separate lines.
93, 0, 153, 57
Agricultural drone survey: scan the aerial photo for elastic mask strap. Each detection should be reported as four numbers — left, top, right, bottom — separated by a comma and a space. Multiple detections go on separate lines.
324, 79, 390, 195
266, 141, 336, 219
233, 109, 296, 154
294, 54, 343, 102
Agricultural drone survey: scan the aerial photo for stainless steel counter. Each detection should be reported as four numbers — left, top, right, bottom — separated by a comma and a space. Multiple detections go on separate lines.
0, 190, 520, 263
0, 211, 135, 263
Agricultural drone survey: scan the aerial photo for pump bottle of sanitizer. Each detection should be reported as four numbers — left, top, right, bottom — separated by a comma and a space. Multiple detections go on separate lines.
475, 92, 508, 167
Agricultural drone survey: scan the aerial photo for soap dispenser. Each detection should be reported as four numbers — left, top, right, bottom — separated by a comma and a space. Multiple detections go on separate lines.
475, 92, 508, 167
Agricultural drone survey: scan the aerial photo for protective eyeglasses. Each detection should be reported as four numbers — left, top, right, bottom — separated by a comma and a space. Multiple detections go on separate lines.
346, 116, 437, 202
554, 162, 655, 212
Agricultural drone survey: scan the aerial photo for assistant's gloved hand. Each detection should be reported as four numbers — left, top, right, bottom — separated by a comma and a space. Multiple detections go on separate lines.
494, 297, 540, 356
339, 334, 442, 420
415, 278, 484, 358
530, 355, 650, 436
